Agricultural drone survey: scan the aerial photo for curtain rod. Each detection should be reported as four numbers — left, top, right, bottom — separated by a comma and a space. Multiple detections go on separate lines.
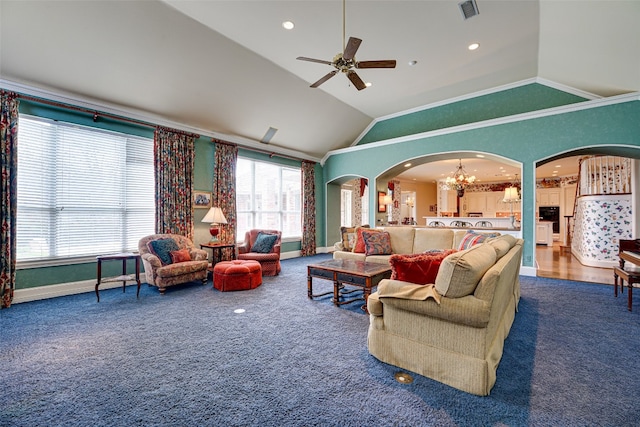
11, 91, 200, 139
213, 138, 314, 163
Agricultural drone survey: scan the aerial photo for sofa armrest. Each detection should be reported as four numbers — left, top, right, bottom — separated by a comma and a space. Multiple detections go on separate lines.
141, 252, 162, 268
272, 243, 281, 255
189, 248, 208, 261
237, 242, 250, 254
377, 280, 491, 328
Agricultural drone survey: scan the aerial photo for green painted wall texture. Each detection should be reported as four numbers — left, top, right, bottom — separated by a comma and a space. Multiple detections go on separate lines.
358, 83, 588, 144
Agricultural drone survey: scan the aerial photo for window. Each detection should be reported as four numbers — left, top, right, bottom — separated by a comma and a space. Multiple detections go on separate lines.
236, 157, 301, 240
361, 184, 369, 225
16, 115, 155, 264
340, 189, 352, 227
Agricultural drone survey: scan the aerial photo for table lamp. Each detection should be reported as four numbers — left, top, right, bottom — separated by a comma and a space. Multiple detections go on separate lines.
502, 186, 520, 229
202, 207, 227, 243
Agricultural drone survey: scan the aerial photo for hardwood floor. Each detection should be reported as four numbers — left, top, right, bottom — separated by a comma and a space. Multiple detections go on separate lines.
535, 242, 613, 285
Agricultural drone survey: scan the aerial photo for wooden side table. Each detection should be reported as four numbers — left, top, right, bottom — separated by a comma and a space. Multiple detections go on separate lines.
95, 252, 141, 302
200, 243, 236, 272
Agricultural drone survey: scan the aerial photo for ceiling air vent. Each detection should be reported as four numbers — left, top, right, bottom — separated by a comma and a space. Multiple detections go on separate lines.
261, 127, 278, 144
459, 0, 479, 20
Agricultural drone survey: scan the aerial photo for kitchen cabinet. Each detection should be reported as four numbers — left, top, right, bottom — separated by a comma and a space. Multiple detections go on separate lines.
463, 191, 520, 217
464, 192, 486, 213
438, 189, 457, 214
536, 222, 553, 246
537, 188, 560, 206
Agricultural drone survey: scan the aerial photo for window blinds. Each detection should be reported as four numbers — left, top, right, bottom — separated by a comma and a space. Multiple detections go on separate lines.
16, 115, 155, 263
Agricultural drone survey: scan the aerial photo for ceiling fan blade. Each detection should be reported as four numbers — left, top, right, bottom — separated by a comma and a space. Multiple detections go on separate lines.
356, 60, 397, 69
342, 37, 362, 60
310, 70, 338, 88
297, 56, 333, 66
346, 70, 367, 91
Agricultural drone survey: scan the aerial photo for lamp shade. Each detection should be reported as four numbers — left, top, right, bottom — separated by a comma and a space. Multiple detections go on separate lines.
383, 195, 393, 205
503, 187, 519, 203
202, 207, 227, 224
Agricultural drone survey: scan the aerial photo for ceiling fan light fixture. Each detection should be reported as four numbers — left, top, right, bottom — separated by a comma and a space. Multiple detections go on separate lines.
296, 0, 396, 91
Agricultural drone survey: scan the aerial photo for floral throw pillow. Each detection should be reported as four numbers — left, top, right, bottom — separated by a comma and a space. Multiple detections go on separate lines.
353, 227, 382, 253
362, 230, 392, 256
390, 250, 458, 285
341, 225, 368, 252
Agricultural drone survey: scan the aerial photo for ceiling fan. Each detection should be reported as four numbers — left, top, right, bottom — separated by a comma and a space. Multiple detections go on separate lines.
296, 0, 396, 91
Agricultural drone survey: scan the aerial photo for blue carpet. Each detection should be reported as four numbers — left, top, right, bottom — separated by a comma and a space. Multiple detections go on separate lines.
1, 253, 639, 426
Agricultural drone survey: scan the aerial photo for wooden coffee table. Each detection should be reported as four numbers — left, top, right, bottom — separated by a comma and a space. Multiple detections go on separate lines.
307, 259, 391, 313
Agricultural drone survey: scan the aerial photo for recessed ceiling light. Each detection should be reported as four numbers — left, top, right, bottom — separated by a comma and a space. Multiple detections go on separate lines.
282, 21, 295, 30
468, 42, 480, 51
476, 154, 485, 158
404, 163, 412, 167
365, 82, 372, 87
555, 164, 562, 168
408, 60, 418, 66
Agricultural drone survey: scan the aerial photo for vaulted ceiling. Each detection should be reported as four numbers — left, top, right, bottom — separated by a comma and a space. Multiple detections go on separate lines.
1, 0, 639, 163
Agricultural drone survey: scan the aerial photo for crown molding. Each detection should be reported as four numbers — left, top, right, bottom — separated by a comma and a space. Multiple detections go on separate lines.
0, 79, 321, 163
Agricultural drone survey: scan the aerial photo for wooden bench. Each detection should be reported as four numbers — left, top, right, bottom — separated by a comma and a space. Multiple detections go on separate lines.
613, 266, 640, 311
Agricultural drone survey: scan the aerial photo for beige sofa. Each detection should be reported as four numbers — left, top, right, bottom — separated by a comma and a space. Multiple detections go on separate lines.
333, 226, 490, 264
366, 234, 524, 396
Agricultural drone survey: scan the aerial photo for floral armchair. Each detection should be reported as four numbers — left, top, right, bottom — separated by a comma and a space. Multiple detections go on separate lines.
138, 234, 209, 294
237, 229, 282, 276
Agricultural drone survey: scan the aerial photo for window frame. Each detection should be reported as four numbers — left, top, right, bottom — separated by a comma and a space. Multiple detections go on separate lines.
235, 157, 302, 242
15, 114, 155, 268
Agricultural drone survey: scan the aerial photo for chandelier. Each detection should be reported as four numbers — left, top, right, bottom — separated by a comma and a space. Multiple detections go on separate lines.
444, 159, 476, 197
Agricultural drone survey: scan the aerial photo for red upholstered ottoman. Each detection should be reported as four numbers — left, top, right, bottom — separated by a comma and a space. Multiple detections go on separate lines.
213, 260, 262, 292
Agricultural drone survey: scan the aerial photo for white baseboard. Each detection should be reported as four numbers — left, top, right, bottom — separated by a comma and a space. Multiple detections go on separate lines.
13, 279, 140, 304
520, 266, 537, 277
572, 249, 617, 269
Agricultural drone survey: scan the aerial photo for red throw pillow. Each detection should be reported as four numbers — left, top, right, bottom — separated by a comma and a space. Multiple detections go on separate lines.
170, 248, 192, 263
390, 250, 458, 285
352, 227, 382, 253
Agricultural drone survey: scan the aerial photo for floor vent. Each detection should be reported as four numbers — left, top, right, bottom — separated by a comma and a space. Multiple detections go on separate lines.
459, 0, 480, 20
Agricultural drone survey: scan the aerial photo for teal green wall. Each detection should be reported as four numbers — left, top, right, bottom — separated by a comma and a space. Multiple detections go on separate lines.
14, 100, 325, 289
358, 84, 588, 144
324, 98, 640, 268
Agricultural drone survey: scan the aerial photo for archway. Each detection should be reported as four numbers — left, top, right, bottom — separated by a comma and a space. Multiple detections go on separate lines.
375, 152, 522, 227
534, 146, 640, 281
325, 175, 369, 250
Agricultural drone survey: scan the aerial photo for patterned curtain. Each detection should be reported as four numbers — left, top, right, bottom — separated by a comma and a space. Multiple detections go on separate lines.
213, 140, 237, 260
352, 179, 362, 226
154, 128, 196, 238
301, 161, 316, 256
390, 179, 401, 223
1, 92, 19, 309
